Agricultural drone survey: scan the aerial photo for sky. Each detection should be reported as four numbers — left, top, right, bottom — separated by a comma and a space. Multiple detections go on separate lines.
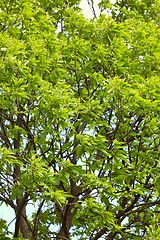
0, 0, 115, 237
80, 0, 116, 19
80, 0, 101, 18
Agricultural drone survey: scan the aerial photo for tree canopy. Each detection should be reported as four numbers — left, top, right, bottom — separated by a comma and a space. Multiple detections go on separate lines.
0, 0, 160, 239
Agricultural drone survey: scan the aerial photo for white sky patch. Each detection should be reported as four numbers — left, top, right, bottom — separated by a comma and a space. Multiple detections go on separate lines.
80, 0, 116, 19
0, 203, 15, 233
80, 0, 101, 19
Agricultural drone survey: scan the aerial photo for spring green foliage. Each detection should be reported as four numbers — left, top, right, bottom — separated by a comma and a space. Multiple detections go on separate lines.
0, 0, 160, 239
145, 215, 160, 240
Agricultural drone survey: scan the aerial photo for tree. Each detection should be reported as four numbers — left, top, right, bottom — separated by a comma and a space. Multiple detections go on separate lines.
0, 0, 160, 239
145, 215, 160, 240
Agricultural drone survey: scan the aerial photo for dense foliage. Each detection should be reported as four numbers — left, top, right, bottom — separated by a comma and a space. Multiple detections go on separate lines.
0, 0, 160, 239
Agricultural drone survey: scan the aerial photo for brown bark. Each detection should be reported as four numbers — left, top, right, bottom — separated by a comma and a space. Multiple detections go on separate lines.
14, 193, 31, 239
13, 113, 32, 239
56, 179, 81, 240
